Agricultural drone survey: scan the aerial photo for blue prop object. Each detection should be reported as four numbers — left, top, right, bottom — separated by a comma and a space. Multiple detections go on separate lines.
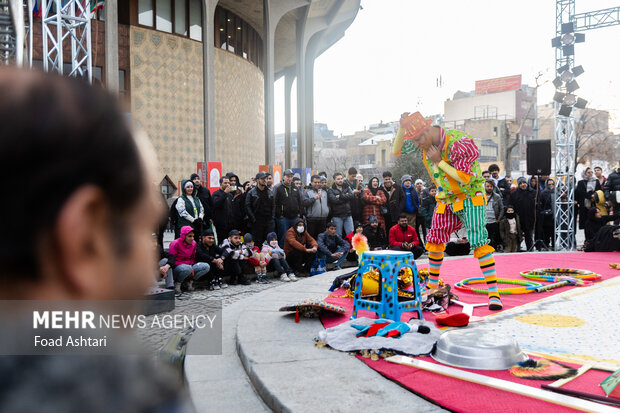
376, 321, 411, 338
351, 251, 424, 322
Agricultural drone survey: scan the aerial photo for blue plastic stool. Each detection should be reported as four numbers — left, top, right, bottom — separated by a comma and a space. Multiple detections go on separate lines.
351, 251, 424, 322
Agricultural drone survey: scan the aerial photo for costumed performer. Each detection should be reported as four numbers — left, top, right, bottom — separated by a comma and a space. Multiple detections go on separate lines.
392, 111, 502, 310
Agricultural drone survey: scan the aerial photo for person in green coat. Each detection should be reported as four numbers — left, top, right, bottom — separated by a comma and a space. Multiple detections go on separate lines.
176, 179, 205, 234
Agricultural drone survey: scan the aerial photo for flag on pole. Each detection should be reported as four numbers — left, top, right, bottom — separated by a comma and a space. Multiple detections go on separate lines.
90, 0, 104, 13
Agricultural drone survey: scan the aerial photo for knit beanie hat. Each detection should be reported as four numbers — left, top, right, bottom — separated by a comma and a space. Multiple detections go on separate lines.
517, 177, 527, 185
401, 174, 412, 183
266, 232, 278, 242
243, 233, 253, 243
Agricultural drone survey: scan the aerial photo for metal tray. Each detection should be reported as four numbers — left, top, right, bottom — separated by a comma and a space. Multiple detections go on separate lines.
431, 329, 528, 370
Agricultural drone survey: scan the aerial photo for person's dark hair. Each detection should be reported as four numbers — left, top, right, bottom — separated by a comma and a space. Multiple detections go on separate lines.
333, 172, 343, 180
398, 213, 408, 220
593, 166, 602, 171
348, 167, 357, 175
311, 174, 321, 182
319, 171, 327, 177
428, 183, 437, 190
326, 221, 337, 228
382, 171, 392, 178
488, 164, 500, 173
292, 176, 301, 182
482, 170, 490, 175
219, 176, 229, 184
0, 68, 145, 279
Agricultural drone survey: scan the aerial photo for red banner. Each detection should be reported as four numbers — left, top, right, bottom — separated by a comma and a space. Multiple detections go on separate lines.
272, 165, 282, 185
475, 75, 521, 95
207, 162, 222, 194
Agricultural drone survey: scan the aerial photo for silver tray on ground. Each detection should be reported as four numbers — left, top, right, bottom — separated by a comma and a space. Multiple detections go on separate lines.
431, 329, 528, 370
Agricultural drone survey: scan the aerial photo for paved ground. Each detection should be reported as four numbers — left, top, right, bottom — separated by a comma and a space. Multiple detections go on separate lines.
138, 229, 586, 354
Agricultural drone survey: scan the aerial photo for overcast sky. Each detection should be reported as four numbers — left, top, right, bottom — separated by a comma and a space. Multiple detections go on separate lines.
275, 0, 620, 136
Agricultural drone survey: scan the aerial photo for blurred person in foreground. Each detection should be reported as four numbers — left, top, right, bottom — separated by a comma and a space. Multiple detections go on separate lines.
0, 68, 191, 412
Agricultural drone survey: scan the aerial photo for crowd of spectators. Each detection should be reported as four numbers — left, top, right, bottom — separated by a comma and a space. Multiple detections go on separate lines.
159, 163, 620, 294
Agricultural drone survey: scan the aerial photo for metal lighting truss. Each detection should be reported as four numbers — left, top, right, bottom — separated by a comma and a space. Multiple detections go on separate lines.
553, 0, 620, 251
41, 0, 91, 82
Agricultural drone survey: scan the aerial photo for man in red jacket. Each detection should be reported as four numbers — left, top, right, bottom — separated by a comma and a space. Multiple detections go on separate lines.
389, 214, 425, 258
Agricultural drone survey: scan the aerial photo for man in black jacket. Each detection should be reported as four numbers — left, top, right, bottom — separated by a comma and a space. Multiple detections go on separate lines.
380, 171, 404, 232
604, 165, 620, 213
346, 167, 364, 223
328, 172, 354, 238
196, 229, 228, 290
511, 177, 536, 251
362, 215, 388, 250
274, 169, 302, 247
245, 172, 275, 246
191, 173, 213, 224
211, 176, 234, 242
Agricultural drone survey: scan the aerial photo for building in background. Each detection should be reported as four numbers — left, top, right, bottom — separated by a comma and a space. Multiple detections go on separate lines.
443, 75, 536, 174
27, 0, 361, 194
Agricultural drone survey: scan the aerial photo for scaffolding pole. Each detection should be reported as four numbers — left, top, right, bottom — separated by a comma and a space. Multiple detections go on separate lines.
41, 0, 91, 82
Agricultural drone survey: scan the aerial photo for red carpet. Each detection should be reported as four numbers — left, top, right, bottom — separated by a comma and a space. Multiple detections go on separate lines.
320, 252, 620, 412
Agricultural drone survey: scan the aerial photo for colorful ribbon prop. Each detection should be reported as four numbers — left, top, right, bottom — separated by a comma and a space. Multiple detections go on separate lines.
520, 268, 601, 283
454, 277, 542, 295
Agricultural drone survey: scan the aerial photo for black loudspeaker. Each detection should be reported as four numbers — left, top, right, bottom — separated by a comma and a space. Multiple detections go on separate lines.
526, 139, 551, 175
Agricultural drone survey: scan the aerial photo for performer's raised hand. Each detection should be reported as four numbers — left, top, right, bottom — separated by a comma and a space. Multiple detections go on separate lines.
427, 145, 442, 163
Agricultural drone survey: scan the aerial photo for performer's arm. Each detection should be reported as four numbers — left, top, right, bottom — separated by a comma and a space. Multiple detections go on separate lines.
437, 137, 480, 183
392, 127, 406, 155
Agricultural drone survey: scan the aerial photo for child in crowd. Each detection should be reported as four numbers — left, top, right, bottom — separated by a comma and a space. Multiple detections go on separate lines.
245, 233, 270, 284
345, 221, 364, 262
420, 184, 437, 232
499, 206, 521, 253
221, 229, 251, 285
262, 232, 297, 282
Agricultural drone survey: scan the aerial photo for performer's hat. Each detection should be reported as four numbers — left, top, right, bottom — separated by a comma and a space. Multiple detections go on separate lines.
401, 111, 432, 139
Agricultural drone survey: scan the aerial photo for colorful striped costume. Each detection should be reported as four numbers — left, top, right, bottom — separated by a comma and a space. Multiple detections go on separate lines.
398, 126, 502, 310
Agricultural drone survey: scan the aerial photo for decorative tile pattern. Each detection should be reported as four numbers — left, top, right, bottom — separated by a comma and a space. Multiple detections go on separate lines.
214, 49, 265, 181
130, 27, 204, 185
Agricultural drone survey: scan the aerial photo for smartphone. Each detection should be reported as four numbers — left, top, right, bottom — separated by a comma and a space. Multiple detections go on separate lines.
230, 185, 237, 191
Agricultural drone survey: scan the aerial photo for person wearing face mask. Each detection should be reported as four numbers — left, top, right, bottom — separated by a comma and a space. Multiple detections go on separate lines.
362, 215, 388, 250
499, 206, 521, 253
262, 232, 297, 282
284, 218, 318, 275
388, 214, 424, 258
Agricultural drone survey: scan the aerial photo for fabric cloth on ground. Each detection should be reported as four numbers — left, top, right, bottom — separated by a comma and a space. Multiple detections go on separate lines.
317, 317, 440, 355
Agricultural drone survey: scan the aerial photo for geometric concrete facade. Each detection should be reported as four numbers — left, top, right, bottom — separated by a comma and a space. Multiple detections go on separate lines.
130, 27, 205, 184
214, 49, 265, 180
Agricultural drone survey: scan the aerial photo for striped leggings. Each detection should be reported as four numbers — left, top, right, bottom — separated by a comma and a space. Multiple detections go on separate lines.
426, 198, 490, 249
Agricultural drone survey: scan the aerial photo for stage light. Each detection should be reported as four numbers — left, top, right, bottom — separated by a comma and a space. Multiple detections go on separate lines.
561, 70, 574, 82
553, 92, 566, 103
564, 94, 577, 105
553, 77, 563, 88
572, 65, 584, 77
552, 36, 562, 48
575, 33, 585, 43
574, 98, 588, 109
559, 105, 573, 116
557, 63, 570, 73
562, 33, 575, 45
566, 79, 579, 92
562, 45, 574, 56
561, 22, 575, 34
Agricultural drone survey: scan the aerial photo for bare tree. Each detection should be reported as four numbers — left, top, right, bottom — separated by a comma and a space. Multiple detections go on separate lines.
314, 148, 349, 178
392, 152, 428, 183
574, 108, 617, 168
503, 71, 545, 175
